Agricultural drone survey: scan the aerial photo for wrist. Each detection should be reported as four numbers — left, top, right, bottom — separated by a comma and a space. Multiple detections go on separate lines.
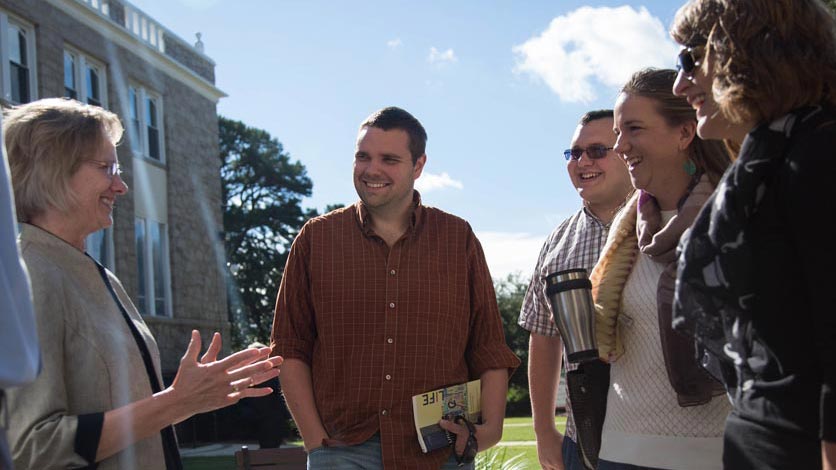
533, 422, 560, 436
154, 387, 191, 424
476, 421, 503, 450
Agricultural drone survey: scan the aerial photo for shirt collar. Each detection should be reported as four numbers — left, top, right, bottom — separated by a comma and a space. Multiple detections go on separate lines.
355, 190, 424, 238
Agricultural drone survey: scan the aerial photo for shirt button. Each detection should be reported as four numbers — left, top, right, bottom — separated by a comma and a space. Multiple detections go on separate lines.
385, 374, 392, 380
389, 302, 395, 309
387, 338, 394, 344
381, 409, 388, 416
390, 269, 396, 276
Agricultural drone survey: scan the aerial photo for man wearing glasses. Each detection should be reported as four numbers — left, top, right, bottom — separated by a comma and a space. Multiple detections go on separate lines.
519, 110, 632, 470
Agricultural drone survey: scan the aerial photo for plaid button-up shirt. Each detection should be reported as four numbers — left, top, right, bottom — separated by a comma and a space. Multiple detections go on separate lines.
518, 207, 611, 441
272, 193, 520, 469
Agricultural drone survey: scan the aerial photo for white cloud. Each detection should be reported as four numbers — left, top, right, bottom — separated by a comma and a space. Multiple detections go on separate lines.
477, 231, 546, 280
513, 6, 679, 103
415, 171, 463, 192
428, 47, 458, 65
387, 38, 402, 50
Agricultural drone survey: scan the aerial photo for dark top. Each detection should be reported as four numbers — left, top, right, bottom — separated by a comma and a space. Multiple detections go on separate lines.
675, 106, 836, 468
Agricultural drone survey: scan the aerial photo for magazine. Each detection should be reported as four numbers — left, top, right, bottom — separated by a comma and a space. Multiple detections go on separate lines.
411, 379, 481, 453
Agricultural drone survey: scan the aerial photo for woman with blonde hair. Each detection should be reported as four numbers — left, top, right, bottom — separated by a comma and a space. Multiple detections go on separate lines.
590, 68, 731, 470
4, 98, 283, 469
671, 0, 836, 468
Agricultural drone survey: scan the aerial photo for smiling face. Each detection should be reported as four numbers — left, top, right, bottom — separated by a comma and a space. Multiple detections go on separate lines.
66, 136, 128, 242
673, 48, 750, 145
614, 93, 695, 209
567, 117, 631, 216
353, 126, 425, 218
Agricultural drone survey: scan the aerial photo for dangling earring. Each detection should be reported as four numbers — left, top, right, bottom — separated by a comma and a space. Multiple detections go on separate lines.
683, 158, 697, 176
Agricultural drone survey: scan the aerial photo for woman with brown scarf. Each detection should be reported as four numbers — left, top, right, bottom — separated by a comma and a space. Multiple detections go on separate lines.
590, 68, 731, 470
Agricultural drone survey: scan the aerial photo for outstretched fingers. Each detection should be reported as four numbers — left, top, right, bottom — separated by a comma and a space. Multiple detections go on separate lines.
215, 346, 271, 371
180, 330, 202, 364
200, 332, 222, 364
226, 356, 282, 384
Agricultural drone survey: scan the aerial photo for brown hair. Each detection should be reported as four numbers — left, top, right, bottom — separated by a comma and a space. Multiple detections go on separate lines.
360, 106, 427, 164
4, 98, 123, 222
621, 68, 731, 185
671, 0, 836, 125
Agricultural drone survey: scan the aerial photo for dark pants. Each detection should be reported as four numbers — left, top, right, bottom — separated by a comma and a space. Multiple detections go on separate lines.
562, 436, 586, 470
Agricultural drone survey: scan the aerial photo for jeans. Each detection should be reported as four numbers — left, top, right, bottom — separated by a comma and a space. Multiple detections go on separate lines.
561, 436, 586, 470
307, 434, 473, 470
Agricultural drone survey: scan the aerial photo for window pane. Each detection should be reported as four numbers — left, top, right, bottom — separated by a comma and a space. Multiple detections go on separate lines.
86, 229, 106, 264
9, 28, 29, 103
151, 222, 165, 316
147, 127, 160, 159
146, 97, 160, 160
7, 25, 23, 64
86, 66, 101, 107
135, 218, 146, 315
64, 52, 77, 99
145, 97, 157, 126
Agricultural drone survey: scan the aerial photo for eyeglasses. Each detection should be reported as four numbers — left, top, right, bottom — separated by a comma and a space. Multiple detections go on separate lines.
563, 144, 613, 161
84, 160, 122, 178
677, 45, 705, 77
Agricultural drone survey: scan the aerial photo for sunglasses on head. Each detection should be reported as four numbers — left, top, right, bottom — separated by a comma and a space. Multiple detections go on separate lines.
677, 45, 705, 76
563, 144, 613, 161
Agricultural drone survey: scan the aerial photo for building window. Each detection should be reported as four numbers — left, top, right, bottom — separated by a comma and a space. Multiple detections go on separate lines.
128, 85, 164, 162
86, 228, 114, 270
63, 48, 107, 107
135, 217, 171, 316
0, 11, 37, 104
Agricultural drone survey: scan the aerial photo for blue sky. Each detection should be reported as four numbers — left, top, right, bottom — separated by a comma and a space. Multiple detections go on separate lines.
130, 0, 683, 280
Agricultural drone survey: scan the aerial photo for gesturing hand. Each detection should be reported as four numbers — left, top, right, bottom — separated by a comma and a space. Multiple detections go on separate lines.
168, 330, 283, 422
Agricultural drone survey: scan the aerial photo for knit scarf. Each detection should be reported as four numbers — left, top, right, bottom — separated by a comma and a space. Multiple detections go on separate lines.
591, 173, 724, 406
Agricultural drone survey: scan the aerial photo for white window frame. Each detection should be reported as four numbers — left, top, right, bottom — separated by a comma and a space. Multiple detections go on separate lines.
64, 47, 108, 108
0, 11, 38, 104
127, 85, 165, 163
134, 216, 172, 317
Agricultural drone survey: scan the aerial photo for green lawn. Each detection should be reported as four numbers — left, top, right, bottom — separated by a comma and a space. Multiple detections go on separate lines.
183, 415, 566, 470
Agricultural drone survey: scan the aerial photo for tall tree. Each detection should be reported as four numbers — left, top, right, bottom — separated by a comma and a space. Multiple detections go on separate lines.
219, 116, 313, 348
494, 273, 532, 415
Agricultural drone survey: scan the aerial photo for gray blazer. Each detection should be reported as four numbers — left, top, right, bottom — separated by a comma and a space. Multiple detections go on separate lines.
8, 224, 167, 469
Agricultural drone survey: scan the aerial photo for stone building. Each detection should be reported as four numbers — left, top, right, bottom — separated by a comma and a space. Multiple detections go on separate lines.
0, 0, 230, 376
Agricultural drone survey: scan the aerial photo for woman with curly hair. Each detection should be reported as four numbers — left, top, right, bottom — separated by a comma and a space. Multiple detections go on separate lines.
671, 1, 836, 468
590, 68, 732, 470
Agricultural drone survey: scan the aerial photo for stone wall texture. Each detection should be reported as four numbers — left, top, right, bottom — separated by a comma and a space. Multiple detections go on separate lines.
0, 0, 229, 375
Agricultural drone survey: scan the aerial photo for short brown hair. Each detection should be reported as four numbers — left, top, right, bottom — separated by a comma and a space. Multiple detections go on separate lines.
4, 98, 123, 222
621, 68, 731, 185
360, 106, 427, 164
671, 0, 836, 124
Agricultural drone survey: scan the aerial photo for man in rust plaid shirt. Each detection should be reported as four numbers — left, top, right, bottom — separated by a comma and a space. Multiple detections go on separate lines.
271, 107, 519, 469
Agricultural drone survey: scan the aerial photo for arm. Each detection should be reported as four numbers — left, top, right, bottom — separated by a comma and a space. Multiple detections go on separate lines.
279, 358, 329, 451
439, 368, 508, 452
270, 226, 325, 450
786, 128, 836, 461
95, 330, 281, 461
529, 332, 565, 470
